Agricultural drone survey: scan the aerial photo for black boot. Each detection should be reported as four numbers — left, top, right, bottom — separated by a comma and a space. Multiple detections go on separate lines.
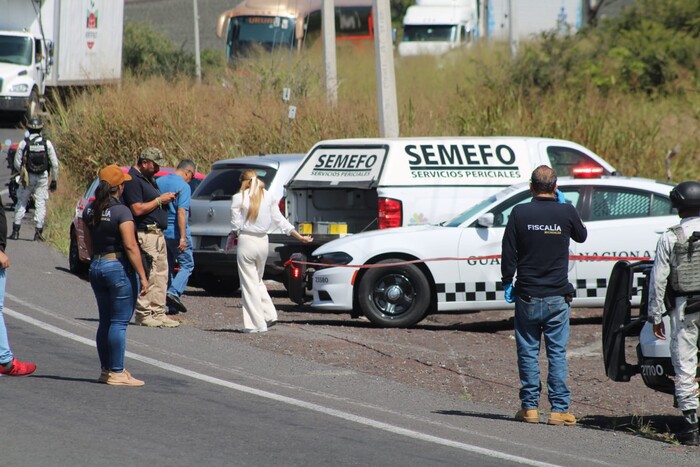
33, 227, 44, 242
677, 410, 699, 446
9, 224, 20, 240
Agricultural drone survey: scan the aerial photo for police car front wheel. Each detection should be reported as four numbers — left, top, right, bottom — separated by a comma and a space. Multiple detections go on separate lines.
358, 260, 431, 328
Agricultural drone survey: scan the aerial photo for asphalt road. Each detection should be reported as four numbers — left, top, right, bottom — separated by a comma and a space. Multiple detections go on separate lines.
1, 124, 699, 466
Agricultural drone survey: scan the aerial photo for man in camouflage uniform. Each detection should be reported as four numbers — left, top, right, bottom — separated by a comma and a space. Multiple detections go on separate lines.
10, 117, 59, 241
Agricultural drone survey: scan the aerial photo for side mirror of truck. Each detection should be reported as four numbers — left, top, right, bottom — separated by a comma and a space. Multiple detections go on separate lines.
46, 40, 54, 66
476, 213, 494, 228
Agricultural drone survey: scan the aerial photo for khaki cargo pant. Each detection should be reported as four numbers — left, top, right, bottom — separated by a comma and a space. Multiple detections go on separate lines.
134, 230, 168, 321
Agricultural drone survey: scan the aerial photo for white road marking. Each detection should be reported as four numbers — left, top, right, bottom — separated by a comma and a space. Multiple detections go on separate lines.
4, 306, 612, 467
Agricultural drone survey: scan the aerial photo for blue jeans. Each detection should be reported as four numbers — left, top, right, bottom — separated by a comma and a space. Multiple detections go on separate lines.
89, 258, 137, 372
514, 295, 571, 412
0, 269, 13, 364
165, 237, 194, 297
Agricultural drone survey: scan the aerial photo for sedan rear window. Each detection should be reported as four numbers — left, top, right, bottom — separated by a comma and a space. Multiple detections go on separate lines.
193, 166, 277, 200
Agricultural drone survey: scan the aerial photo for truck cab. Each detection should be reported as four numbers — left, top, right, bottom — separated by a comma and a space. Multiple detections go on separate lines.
0, 31, 50, 120
398, 0, 478, 57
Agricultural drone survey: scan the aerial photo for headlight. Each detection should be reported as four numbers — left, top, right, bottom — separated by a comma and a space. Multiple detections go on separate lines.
10, 84, 29, 93
314, 252, 353, 266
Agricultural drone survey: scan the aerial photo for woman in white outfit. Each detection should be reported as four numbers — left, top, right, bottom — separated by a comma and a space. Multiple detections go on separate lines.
230, 170, 313, 333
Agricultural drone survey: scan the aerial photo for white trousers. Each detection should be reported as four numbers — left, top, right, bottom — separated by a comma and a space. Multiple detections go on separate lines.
14, 172, 49, 228
669, 301, 700, 412
237, 232, 277, 330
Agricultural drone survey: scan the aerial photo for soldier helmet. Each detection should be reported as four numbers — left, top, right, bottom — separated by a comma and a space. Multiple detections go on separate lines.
670, 181, 700, 209
26, 117, 44, 131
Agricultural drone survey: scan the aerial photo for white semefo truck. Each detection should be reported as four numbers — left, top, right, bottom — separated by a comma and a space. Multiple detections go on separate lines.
0, 0, 124, 120
398, 0, 478, 57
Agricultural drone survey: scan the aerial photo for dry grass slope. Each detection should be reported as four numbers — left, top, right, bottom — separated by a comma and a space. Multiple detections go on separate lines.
44, 43, 700, 252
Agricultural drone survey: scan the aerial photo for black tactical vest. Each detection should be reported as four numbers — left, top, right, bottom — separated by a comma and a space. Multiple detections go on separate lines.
24, 136, 50, 174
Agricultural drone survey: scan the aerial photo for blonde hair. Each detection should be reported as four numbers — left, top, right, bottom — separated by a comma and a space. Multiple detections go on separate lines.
239, 169, 266, 222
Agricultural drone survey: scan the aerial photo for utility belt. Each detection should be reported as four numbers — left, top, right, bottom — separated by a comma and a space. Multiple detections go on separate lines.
93, 252, 122, 260
138, 224, 162, 233
519, 293, 574, 303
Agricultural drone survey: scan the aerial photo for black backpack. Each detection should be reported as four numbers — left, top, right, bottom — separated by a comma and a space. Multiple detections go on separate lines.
23, 136, 50, 174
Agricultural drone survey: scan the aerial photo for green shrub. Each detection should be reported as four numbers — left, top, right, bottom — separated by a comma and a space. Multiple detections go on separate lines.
123, 22, 195, 77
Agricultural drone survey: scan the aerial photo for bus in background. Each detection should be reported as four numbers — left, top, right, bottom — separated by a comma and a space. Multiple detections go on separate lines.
216, 0, 373, 63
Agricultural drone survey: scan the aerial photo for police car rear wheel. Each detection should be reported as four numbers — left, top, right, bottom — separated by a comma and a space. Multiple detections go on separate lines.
358, 260, 430, 328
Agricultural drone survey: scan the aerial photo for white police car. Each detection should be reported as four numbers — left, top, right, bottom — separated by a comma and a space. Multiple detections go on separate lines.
308, 176, 676, 327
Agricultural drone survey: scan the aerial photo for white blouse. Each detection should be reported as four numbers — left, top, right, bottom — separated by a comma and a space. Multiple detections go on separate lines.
230, 189, 294, 235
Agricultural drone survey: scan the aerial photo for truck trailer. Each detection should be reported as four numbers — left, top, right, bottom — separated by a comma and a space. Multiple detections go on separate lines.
0, 0, 124, 120
486, 0, 583, 43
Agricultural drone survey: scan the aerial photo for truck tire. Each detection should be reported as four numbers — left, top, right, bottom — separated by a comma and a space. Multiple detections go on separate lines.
358, 259, 431, 328
68, 230, 88, 275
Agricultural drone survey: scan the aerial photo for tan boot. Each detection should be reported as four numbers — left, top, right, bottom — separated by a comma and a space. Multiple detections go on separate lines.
156, 314, 180, 328
515, 409, 540, 424
547, 412, 576, 426
135, 315, 163, 327
106, 369, 145, 387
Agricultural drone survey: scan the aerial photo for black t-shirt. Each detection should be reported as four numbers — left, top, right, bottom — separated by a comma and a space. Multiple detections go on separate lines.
121, 167, 168, 230
83, 198, 134, 255
501, 196, 588, 298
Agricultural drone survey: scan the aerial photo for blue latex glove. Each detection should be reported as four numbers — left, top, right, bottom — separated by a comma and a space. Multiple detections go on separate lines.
555, 189, 566, 204
504, 283, 514, 303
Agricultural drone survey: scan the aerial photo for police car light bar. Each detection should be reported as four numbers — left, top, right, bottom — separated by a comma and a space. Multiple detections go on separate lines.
572, 165, 604, 178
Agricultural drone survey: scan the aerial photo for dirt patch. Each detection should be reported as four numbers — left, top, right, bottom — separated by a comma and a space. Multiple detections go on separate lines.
179, 283, 684, 442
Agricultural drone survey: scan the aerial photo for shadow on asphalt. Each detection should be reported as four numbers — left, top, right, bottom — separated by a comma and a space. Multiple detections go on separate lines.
434, 410, 682, 445
29, 374, 100, 384
578, 414, 682, 445
260, 314, 603, 333
432, 409, 513, 422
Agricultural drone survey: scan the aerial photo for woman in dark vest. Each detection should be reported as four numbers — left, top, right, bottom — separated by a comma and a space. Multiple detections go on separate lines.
83, 165, 149, 386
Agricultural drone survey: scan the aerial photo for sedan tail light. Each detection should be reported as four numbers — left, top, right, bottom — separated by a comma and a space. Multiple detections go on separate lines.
378, 197, 402, 229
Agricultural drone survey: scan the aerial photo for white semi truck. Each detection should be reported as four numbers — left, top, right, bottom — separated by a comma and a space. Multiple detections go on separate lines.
0, 0, 124, 120
398, 0, 585, 57
398, 0, 478, 57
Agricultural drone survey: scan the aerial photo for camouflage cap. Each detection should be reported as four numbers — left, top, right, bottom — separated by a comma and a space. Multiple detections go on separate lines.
140, 147, 164, 162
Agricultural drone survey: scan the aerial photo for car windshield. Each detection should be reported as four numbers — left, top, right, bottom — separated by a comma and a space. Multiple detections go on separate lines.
444, 196, 497, 227
193, 165, 277, 200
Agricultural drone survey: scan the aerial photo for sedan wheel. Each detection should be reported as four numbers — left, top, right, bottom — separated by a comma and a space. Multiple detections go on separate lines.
358, 259, 431, 328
